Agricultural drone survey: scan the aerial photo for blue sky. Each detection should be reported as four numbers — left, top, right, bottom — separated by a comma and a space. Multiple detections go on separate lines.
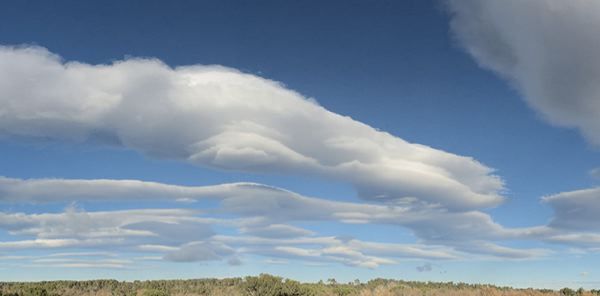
1, 0, 600, 289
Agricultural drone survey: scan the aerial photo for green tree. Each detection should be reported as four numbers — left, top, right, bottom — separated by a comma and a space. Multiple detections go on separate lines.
560, 287, 576, 296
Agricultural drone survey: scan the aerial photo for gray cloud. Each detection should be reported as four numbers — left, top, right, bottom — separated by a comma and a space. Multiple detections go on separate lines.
445, 0, 600, 254
447, 0, 600, 145
543, 188, 600, 231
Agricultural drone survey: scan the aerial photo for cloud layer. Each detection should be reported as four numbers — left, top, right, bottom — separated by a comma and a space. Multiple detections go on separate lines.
0, 45, 503, 210
447, 0, 600, 144
0, 176, 551, 263
0, 44, 585, 270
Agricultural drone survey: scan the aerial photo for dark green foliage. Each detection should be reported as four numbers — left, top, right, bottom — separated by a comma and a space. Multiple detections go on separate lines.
242, 274, 314, 296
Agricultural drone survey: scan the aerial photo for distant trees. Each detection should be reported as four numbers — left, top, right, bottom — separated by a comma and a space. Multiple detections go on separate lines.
0, 286, 50, 296
561, 288, 576, 296
242, 274, 314, 296
0, 275, 577, 296
560, 287, 591, 296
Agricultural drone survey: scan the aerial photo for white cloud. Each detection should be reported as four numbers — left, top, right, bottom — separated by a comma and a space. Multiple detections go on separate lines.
345, 240, 458, 260
0, 206, 202, 241
0, 45, 503, 210
220, 234, 460, 260
31, 258, 132, 269
455, 241, 552, 259
0, 176, 547, 259
256, 244, 395, 269
0, 239, 80, 249
447, 0, 600, 145
0, 204, 470, 266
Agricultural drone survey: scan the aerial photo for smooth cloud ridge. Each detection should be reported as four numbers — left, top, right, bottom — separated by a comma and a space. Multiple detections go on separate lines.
0, 45, 503, 210
447, 0, 600, 145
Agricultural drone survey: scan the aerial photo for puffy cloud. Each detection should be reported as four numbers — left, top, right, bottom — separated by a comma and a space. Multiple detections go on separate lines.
0, 45, 503, 210
447, 0, 600, 145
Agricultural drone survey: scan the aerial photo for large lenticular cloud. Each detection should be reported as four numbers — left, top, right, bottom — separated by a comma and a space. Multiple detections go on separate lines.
0, 45, 503, 210
447, 0, 600, 145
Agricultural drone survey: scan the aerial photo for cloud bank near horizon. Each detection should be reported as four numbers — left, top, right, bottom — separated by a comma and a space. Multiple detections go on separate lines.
3, 175, 594, 265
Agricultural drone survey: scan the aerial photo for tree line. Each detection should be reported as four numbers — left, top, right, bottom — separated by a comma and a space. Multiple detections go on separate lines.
0, 274, 597, 296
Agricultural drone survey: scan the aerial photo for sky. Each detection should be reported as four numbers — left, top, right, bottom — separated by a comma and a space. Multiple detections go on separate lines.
1, 0, 600, 289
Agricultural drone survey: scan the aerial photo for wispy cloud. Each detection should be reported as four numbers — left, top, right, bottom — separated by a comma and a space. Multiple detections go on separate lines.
0, 176, 550, 261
